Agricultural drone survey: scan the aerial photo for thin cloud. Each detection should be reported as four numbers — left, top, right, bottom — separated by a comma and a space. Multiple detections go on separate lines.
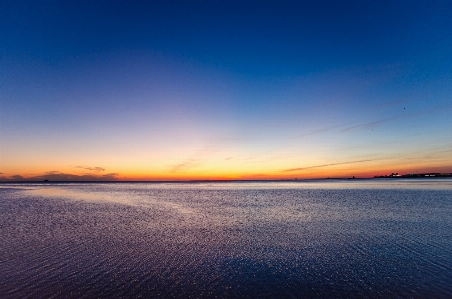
292, 122, 353, 139
341, 103, 452, 133
255, 122, 354, 160
171, 158, 205, 172
283, 159, 374, 172
341, 116, 397, 132
76, 166, 105, 172
170, 147, 217, 173
2, 171, 118, 181
297, 127, 332, 137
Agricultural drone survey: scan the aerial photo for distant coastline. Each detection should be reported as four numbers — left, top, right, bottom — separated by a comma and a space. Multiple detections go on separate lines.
373, 172, 452, 179
1, 174, 452, 184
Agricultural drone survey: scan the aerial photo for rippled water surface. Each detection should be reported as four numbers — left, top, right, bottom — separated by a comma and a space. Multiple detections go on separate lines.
1, 180, 452, 298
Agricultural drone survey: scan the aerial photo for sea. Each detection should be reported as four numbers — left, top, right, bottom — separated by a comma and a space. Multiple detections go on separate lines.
1, 179, 451, 298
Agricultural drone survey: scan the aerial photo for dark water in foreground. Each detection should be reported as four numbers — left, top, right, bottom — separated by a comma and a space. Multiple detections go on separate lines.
1, 180, 452, 298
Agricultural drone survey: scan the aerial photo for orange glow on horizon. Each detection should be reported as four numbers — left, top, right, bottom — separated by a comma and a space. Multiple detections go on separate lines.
1, 148, 451, 182
2, 164, 451, 182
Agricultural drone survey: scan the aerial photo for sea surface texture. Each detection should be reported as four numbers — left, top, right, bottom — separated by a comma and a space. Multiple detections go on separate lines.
1, 180, 451, 298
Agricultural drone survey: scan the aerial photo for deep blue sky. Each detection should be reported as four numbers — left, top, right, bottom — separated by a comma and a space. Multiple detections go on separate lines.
1, 0, 452, 180
3, 1, 452, 75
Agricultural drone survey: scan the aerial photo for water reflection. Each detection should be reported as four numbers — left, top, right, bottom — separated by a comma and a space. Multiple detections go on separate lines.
0, 181, 451, 298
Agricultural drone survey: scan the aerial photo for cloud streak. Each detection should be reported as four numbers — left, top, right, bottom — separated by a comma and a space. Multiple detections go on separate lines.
171, 158, 206, 172
170, 147, 217, 173
283, 159, 374, 172
293, 122, 354, 139
76, 166, 106, 172
341, 103, 452, 133
341, 117, 398, 132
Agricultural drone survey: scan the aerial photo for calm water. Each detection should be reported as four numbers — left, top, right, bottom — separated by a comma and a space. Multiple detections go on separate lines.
1, 180, 451, 298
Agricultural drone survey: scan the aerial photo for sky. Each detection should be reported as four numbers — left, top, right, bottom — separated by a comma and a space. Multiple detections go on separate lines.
1, 0, 452, 181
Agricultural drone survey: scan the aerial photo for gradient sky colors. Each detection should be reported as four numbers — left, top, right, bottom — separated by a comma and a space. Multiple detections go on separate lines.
1, 0, 452, 181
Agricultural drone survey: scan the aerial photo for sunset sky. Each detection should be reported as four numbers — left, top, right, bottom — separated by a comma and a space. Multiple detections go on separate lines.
1, 0, 452, 181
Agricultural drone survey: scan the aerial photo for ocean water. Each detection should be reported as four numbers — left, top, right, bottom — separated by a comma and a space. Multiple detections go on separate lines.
1, 180, 451, 298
